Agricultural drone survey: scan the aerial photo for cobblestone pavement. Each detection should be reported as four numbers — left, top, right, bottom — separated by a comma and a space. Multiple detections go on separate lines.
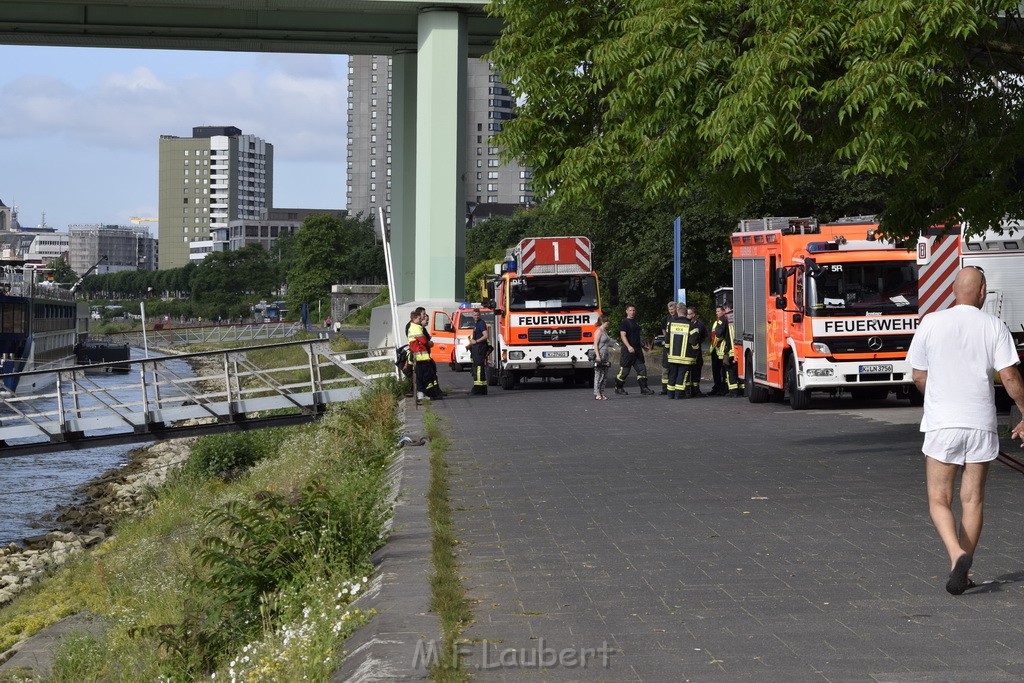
430, 368, 1024, 683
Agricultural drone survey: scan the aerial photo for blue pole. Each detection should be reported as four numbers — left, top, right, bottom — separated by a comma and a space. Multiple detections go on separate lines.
673, 216, 681, 301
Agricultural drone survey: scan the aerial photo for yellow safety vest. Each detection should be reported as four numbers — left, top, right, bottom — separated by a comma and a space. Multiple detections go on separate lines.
407, 322, 431, 361
666, 320, 696, 365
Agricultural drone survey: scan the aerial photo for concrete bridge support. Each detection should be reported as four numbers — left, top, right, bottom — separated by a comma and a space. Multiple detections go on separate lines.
391, 10, 468, 302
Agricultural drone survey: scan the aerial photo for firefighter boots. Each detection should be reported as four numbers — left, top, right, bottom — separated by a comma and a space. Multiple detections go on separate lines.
639, 379, 655, 396
614, 380, 628, 395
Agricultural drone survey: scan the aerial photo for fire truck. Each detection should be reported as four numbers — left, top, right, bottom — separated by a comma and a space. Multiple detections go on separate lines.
427, 303, 495, 371
917, 221, 1024, 407
732, 216, 920, 409
485, 237, 602, 389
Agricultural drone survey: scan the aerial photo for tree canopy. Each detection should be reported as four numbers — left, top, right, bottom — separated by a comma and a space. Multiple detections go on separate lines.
283, 213, 384, 317
489, 0, 1024, 237
78, 213, 384, 322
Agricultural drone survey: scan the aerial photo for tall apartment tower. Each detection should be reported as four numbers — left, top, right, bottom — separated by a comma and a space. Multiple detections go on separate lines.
158, 126, 274, 269
345, 56, 533, 224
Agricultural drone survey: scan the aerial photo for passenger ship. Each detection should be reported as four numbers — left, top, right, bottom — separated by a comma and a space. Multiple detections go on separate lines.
0, 265, 88, 395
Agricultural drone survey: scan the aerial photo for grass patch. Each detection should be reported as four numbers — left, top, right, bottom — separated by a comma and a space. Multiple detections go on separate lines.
0, 378, 405, 681
423, 410, 472, 683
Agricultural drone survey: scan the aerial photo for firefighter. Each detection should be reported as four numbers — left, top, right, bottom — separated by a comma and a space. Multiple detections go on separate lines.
660, 301, 677, 394
709, 305, 728, 396
469, 307, 489, 395
408, 309, 443, 401
709, 305, 726, 395
685, 305, 708, 397
720, 305, 743, 397
615, 304, 655, 395
665, 303, 696, 399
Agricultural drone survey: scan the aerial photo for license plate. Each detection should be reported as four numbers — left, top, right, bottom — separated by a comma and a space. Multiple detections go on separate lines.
543, 351, 569, 358
859, 364, 893, 374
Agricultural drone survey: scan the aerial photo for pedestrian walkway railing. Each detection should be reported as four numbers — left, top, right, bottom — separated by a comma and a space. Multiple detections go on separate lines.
110, 321, 303, 347
0, 340, 397, 457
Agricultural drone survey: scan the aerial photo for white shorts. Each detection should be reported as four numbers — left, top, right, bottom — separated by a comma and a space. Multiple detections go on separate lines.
922, 428, 999, 465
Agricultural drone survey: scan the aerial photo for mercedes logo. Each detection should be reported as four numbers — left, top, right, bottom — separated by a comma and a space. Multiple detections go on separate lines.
867, 336, 883, 351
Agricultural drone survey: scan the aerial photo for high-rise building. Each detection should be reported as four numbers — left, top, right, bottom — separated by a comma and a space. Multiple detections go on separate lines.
345, 56, 533, 225
68, 224, 158, 274
158, 126, 274, 270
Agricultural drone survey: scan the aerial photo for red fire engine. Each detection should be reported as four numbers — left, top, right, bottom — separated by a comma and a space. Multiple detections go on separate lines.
485, 237, 602, 389
732, 216, 920, 409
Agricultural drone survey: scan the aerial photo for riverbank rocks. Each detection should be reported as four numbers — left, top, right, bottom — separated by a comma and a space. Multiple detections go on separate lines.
0, 434, 197, 607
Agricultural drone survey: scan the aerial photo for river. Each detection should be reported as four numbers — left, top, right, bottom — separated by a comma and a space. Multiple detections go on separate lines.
0, 347, 195, 546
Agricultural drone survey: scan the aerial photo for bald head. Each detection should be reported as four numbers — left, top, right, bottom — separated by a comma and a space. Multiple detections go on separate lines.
952, 267, 986, 308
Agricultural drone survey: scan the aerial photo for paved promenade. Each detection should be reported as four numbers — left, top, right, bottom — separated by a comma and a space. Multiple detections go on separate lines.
431, 369, 1024, 682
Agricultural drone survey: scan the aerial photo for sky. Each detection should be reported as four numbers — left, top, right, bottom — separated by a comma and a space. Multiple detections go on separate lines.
0, 45, 349, 232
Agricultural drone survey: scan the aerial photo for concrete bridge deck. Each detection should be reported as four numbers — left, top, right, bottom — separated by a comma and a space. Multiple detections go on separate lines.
357, 367, 1024, 682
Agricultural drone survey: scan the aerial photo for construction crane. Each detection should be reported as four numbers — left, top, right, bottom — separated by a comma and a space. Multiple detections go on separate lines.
70, 255, 107, 294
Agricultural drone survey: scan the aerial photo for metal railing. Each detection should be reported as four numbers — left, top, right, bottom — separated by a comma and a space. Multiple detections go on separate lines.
110, 321, 303, 347
0, 339, 397, 457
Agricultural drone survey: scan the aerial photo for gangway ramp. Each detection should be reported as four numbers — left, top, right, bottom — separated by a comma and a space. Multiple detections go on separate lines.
0, 340, 397, 457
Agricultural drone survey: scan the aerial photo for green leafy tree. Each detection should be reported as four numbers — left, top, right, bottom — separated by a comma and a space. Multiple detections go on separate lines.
46, 255, 76, 284
489, 0, 1024, 237
189, 245, 279, 315
285, 213, 384, 318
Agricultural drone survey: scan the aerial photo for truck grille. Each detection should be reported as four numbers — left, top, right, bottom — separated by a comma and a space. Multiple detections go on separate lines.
824, 334, 914, 354
527, 327, 583, 342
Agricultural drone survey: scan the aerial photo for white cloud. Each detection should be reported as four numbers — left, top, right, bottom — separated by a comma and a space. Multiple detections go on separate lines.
0, 53, 348, 161
100, 66, 170, 93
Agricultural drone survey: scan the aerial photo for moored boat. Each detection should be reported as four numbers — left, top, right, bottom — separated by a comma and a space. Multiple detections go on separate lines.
75, 337, 131, 373
0, 265, 88, 395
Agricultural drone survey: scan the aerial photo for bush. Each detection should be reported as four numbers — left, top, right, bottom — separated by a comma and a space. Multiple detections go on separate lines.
184, 429, 289, 480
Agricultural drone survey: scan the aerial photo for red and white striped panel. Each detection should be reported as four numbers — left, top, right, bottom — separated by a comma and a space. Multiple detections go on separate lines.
520, 238, 538, 272
517, 237, 592, 274
573, 237, 592, 271
918, 234, 961, 318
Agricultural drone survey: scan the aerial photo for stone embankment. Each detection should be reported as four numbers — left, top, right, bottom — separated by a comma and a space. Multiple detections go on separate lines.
0, 347, 218, 607
0, 437, 196, 606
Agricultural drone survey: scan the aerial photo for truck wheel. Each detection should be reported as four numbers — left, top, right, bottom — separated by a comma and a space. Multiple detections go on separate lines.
786, 357, 811, 410
745, 356, 770, 404
486, 366, 499, 386
499, 369, 516, 390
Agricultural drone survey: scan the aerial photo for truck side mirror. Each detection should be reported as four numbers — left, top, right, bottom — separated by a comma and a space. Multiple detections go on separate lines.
775, 296, 788, 310
776, 269, 788, 295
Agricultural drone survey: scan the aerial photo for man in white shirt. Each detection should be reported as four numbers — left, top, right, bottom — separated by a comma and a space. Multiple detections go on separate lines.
907, 266, 1024, 595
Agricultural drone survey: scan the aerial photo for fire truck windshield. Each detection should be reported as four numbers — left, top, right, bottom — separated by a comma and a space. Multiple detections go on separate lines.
806, 261, 917, 316
508, 275, 600, 312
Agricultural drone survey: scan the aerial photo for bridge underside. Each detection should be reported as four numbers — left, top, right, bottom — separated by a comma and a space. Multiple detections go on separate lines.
0, 0, 502, 301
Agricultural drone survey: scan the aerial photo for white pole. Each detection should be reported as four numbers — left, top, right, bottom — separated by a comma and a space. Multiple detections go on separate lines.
379, 207, 402, 379
140, 301, 150, 359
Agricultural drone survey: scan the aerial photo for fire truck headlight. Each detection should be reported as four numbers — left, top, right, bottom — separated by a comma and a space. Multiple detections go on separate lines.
805, 368, 834, 377
509, 350, 525, 360
811, 342, 831, 355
